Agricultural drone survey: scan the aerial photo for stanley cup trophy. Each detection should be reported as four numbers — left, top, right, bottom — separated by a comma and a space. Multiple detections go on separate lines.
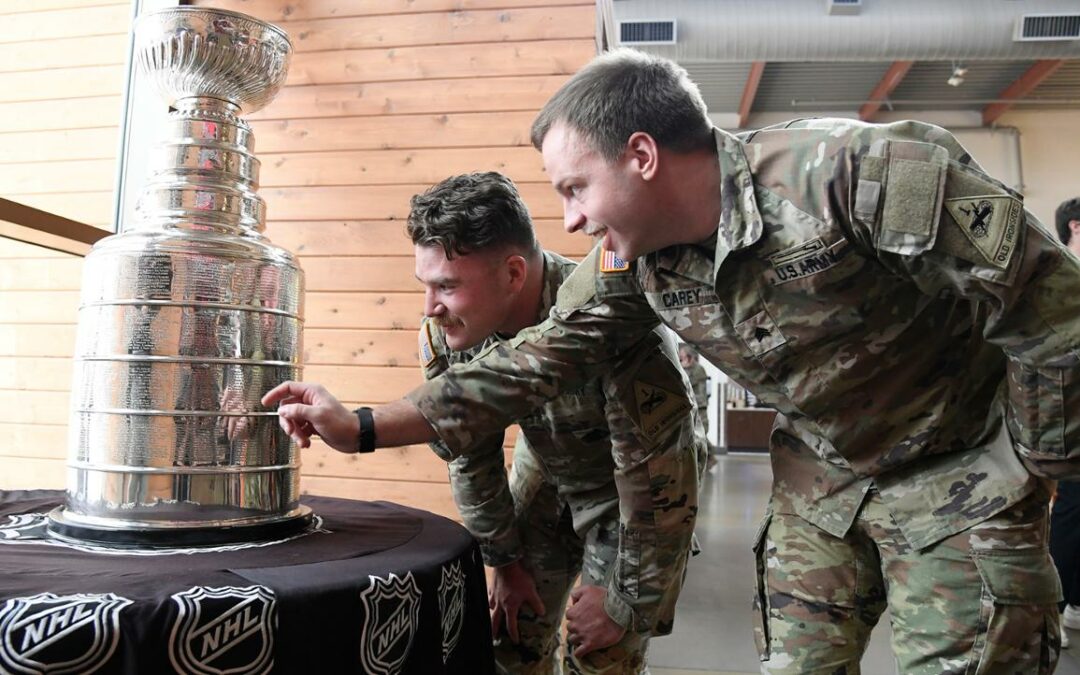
47, 7, 312, 545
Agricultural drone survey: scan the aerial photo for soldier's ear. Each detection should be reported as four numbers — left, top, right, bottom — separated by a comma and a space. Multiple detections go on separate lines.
504, 254, 528, 293
625, 132, 659, 182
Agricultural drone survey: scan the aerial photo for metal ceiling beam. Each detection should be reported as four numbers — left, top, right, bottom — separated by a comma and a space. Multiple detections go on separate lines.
738, 61, 766, 128
983, 59, 1066, 125
859, 60, 915, 121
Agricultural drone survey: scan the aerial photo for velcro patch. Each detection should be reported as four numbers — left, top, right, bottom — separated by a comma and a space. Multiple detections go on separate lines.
766, 238, 845, 285
944, 195, 1022, 269
600, 247, 630, 273
634, 381, 691, 438
418, 322, 436, 367
658, 286, 718, 310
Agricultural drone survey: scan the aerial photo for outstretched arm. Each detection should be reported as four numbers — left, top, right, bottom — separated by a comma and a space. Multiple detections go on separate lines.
261, 381, 436, 452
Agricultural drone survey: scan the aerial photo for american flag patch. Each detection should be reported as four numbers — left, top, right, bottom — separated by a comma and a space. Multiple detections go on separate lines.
418, 322, 436, 367
600, 247, 630, 273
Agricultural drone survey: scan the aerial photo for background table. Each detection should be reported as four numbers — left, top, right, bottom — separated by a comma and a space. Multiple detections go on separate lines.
0, 490, 495, 675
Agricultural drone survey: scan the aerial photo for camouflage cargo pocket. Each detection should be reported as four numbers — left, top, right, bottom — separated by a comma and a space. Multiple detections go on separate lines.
969, 548, 1062, 674
751, 512, 772, 661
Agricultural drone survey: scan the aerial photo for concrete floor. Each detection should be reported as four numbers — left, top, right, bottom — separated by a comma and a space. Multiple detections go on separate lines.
647, 454, 1080, 675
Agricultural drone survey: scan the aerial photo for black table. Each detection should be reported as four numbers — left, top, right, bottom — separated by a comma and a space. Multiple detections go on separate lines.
0, 490, 495, 675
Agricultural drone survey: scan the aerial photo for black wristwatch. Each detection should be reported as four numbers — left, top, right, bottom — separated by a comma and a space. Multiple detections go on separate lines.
354, 407, 377, 454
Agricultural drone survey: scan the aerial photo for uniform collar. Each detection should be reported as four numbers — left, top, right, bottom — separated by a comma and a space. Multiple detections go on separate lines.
650, 129, 763, 286
712, 127, 764, 278
493, 250, 569, 342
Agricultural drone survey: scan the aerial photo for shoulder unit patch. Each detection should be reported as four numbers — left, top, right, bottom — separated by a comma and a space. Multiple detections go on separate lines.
633, 381, 691, 439
944, 195, 1022, 269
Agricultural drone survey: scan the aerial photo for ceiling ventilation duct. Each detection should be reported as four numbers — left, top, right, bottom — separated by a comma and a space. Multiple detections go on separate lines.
1015, 14, 1080, 41
610, 0, 1080, 60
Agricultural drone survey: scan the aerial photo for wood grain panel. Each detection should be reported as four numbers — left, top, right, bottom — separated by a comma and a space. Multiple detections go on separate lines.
0, 98, 123, 134
0, 257, 83, 290
267, 219, 589, 257
0, 1, 128, 15
0, 423, 67, 459
300, 475, 457, 518
0, 457, 66, 490
0, 324, 77, 358
0, 127, 119, 163
303, 328, 419, 366
305, 292, 424, 329
0, 36, 127, 73
251, 75, 567, 121
0, 292, 81, 324
0, 357, 73, 391
250, 111, 534, 153
0, 237, 75, 258
206, 0, 587, 22
261, 183, 558, 220
301, 256, 418, 292
0, 390, 70, 425
279, 6, 593, 53
258, 146, 545, 187
302, 442, 449, 482
285, 39, 593, 86
0, 5, 129, 44
0, 65, 125, 103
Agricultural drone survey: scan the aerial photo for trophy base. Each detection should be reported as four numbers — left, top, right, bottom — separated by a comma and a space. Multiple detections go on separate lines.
45, 505, 313, 549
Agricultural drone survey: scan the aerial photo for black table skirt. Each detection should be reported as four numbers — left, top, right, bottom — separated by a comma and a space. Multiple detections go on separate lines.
0, 490, 495, 675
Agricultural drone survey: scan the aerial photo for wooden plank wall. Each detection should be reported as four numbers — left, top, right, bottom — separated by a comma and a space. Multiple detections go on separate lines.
1, 0, 597, 520
0, 1, 132, 489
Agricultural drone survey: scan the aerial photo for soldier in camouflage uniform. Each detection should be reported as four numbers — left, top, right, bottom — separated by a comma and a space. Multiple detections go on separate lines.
267, 51, 1080, 673
677, 345, 709, 428
272, 172, 707, 674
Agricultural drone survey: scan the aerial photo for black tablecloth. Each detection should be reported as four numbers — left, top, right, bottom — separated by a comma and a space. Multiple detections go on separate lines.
0, 490, 495, 675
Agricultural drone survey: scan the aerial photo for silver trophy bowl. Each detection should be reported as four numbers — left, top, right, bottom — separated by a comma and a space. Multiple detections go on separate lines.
48, 7, 311, 546
134, 7, 291, 115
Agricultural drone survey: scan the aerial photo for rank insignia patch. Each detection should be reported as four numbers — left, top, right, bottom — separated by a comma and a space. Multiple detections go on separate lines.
944, 195, 1022, 269
418, 322, 436, 367
633, 381, 691, 438
600, 247, 630, 273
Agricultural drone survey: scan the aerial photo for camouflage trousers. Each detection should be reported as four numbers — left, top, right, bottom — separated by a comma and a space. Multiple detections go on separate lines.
492, 478, 649, 675
753, 489, 1061, 674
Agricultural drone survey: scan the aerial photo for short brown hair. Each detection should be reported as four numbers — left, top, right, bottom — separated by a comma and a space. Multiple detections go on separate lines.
407, 172, 537, 259
531, 49, 713, 161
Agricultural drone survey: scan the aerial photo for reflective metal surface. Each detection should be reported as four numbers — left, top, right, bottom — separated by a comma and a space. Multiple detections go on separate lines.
50, 7, 309, 543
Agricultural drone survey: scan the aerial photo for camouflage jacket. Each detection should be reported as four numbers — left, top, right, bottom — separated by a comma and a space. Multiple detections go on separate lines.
419, 250, 707, 634
407, 119, 1080, 551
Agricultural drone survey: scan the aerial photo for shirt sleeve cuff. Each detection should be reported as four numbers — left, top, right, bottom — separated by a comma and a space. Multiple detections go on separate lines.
602, 586, 637, 631
478, 532, 524, 568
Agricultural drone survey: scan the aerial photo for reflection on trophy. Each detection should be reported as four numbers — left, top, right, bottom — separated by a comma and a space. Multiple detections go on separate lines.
47, 7, 311, 545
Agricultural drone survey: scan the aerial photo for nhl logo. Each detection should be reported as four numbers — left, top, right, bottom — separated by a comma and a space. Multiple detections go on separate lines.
0, 513, 48, 541
0, 592, 132, 674
359, 572, 421, 675
169, 586, 276, 675
437, 562, 465, 664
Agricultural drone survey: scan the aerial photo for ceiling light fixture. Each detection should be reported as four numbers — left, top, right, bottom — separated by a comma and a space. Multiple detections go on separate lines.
947, 63, 968, 87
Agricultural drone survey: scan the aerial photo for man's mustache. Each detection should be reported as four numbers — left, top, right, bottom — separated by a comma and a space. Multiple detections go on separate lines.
431, 316, 463, 329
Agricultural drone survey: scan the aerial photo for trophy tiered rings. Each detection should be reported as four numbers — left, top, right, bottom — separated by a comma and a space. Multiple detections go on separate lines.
48, 7, 311, 546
